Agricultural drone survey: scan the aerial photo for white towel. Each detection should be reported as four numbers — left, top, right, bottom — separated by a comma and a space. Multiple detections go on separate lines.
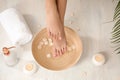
0, 8, 32, 46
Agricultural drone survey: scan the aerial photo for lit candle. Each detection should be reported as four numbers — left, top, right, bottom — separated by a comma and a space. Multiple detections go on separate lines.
23, 62, 38, 75
92, 53, 105, 66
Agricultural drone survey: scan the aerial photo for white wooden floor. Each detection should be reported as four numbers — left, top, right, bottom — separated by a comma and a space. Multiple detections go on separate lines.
0, 0, 120, 80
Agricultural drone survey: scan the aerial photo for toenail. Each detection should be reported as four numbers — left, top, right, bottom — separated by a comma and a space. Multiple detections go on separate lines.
59, 36, 62, 40
53, 54, 56, 57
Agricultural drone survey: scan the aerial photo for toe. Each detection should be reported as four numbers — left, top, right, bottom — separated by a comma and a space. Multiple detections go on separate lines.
51, 33, 54, 38
62, 48, 65, 54
53, 48, 57, 57
60, 49, 63, 55
58, 50, 62, 56
49, 31, 52, 37
57, 50, 60, 56
63, 46, 67, 53
47, 29, 51, 37
54, 34, 57, 40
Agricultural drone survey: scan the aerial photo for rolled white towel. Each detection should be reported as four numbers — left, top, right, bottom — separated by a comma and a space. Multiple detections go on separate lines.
0, 8, 32, 46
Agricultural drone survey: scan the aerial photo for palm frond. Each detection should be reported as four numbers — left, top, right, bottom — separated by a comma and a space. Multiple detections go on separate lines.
112, 33, 120, 39
112, 19, 120, 29
112, 0, 120, 54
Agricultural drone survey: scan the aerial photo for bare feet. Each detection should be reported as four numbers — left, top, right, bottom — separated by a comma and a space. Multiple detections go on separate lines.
47, 20, 67, 57
46, 0, 67, 57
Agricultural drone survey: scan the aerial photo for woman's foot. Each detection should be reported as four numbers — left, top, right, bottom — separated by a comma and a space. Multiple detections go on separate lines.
47, 20, 67, 57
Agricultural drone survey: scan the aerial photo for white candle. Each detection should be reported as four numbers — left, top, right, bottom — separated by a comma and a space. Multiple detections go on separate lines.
23, 62, 38, 75
3, 52, 18, 66
2, 47, 18, 66
92, 53, 105, 66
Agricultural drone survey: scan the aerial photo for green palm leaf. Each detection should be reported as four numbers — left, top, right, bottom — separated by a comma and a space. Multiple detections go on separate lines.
114, 1, 120, 20
112, 0, 120, 54
112, 19, 120, 29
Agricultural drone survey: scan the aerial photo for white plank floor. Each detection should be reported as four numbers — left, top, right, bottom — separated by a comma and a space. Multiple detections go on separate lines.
0, 0, 120, 80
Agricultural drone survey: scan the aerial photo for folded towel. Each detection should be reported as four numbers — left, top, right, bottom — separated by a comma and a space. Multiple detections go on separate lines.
0, 8, 32, 46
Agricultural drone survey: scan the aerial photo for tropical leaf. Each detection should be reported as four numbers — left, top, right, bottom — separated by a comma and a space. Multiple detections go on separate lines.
112, 19, 120, 30
112, 0, 120, 54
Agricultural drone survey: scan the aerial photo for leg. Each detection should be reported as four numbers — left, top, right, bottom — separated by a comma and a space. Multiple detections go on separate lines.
45, 0, 67, 57
56, 0, 67, 25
